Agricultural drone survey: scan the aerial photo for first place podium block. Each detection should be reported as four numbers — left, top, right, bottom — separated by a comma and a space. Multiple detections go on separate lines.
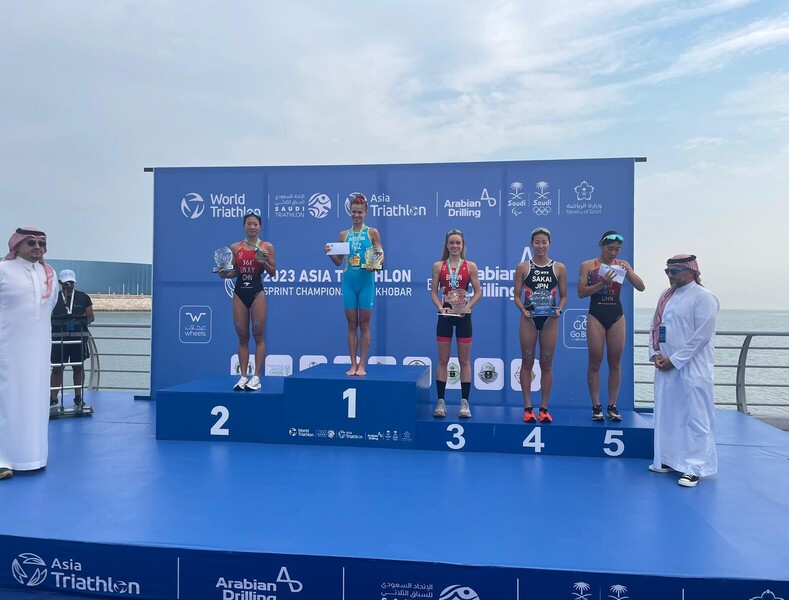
282, 364, 430, 449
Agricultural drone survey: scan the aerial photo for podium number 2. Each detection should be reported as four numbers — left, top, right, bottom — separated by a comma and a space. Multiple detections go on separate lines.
343, 388, 357, 419
210, 405, 230, 436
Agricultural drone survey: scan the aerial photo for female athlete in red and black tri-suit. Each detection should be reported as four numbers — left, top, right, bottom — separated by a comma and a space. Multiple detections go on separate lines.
218, 212, 276, 391
577, 231, 644, 421
513, 227, 568, 424
430, 229, 481, 419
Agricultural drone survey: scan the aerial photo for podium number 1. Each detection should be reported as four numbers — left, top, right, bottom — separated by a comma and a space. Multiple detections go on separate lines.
343, 388, 357, 418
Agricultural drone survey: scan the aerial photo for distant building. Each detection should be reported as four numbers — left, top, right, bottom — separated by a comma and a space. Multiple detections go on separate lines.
46, 260, 151, 295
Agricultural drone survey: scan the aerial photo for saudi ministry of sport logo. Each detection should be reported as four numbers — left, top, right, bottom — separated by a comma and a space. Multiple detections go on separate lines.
11, 552, 141, 594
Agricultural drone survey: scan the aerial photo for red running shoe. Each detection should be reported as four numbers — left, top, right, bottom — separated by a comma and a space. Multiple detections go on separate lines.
538, 408, 553, 423
523, 408, 537, 423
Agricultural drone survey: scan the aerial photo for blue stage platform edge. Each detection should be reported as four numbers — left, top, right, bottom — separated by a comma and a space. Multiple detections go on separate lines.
0, 389, 787, 600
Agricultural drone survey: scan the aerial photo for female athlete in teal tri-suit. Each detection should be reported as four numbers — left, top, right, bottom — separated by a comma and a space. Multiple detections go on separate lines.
325, 194, 383, 376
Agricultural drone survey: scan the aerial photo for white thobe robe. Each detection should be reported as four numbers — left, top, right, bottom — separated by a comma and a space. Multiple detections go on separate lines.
649, 282, 720, 477
0, 257, 58, 471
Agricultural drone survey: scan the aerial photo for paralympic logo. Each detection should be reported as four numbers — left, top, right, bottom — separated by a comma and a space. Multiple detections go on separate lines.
180, 192, 205, 219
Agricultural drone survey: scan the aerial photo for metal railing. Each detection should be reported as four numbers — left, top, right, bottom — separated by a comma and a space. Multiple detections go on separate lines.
76, 323, 789, 418
634, 330, 789, 417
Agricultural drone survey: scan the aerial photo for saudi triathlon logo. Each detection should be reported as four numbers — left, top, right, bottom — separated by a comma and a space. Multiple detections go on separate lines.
180, 192, 205, 219
11, 552, 141, 594
439, 585, 480, 600
308, 193, 332, 218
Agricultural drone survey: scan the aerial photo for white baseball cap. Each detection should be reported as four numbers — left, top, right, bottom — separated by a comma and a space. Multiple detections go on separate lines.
59, 269, 77, 283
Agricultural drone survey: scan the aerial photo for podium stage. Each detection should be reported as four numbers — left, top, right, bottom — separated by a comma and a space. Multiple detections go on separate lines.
1, 391, 788, 599
156, 366, 653, 458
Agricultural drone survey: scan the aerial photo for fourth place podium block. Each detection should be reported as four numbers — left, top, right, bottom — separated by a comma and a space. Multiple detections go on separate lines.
156, 364, 653, 458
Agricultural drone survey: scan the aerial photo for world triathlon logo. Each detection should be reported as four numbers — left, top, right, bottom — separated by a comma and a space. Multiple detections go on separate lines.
439, 585, 480, 600
180, 192, 205, 219
308, 193, 332, 218
12, 553, 47, 586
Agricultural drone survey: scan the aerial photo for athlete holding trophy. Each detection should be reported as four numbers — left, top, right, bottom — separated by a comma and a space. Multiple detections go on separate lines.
430, 229, 482, 419
217, 212, 276, 391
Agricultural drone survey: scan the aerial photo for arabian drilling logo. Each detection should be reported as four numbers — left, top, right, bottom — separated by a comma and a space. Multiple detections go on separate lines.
308, 193, 332, 218
439, 584, 480, 600
533, 181, 552, 216
565, 180, 602, 215
215, 567, 304, 597
11, 553, 141, 594
442, 188, 497, 219
180, 192, 205, 219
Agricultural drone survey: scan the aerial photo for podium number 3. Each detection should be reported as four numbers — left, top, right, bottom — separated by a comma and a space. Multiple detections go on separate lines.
343, 388, 357, 419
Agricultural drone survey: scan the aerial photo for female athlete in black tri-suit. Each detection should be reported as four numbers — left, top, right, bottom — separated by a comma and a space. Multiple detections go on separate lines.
577, 231, 644, 421
218, 212, 277, 391
513, 227, 567, 424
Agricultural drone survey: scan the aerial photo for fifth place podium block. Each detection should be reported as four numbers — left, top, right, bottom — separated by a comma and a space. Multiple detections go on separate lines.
156, 364, 653, 458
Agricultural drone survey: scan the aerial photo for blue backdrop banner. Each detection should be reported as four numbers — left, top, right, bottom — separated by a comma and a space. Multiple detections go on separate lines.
151, 159, 637, 409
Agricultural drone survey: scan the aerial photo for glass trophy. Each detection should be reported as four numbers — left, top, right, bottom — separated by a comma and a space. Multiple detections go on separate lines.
363, 245, 384, 270
441, 288, 470, 317
213, 247, 233, 273
527, 288, 558, 317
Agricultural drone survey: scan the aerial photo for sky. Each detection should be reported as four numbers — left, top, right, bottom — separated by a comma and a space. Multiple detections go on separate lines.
1, 1, 788, 308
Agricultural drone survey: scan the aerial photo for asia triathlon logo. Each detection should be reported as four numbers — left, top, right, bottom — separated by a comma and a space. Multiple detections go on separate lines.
439, 585, 480, 600
180, 192, 205, 219
11, 553, 141, 594
308, 193, 332, 218
12, 553, 47, 586
345, 191, 363, 216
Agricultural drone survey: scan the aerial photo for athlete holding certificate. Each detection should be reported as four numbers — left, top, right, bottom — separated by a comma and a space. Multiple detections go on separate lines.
430, 229, 481, 419
578, 231, 644, 421
513, 227, 567, 423
325, 194, 383, 377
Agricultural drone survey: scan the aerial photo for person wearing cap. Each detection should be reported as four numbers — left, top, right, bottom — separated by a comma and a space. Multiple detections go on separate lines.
648, 254, 719, 488
50, 269, 94, 412
577, 231, 645, 422
0, 227, 59, 481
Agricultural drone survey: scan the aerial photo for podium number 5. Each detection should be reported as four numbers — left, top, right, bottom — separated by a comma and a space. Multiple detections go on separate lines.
343, 388, 357, 419
603, 430, 624, 456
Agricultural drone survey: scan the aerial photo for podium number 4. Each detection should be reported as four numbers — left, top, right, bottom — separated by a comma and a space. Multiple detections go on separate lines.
343, 388, 357, 419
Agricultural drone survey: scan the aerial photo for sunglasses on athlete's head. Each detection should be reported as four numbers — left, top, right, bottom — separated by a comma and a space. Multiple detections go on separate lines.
446, 229, 464, 238
601, 234, 624, 244
26, 240, 46, 248
531, 227, 551, 237
664, 268, 690, 276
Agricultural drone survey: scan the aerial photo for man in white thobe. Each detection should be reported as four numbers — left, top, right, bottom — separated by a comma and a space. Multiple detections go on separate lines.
648, 254, 719, 487
0, 227, 58, 480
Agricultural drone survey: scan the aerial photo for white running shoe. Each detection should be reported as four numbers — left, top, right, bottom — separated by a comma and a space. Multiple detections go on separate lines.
233, 376, 249, 391
433, 399, 446, 418
459, 399, 471, 419
245, 375, 262, 391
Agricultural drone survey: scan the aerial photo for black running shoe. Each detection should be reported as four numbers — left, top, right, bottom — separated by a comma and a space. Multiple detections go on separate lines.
592, 404, 604, 421
607, 404, 622, 421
